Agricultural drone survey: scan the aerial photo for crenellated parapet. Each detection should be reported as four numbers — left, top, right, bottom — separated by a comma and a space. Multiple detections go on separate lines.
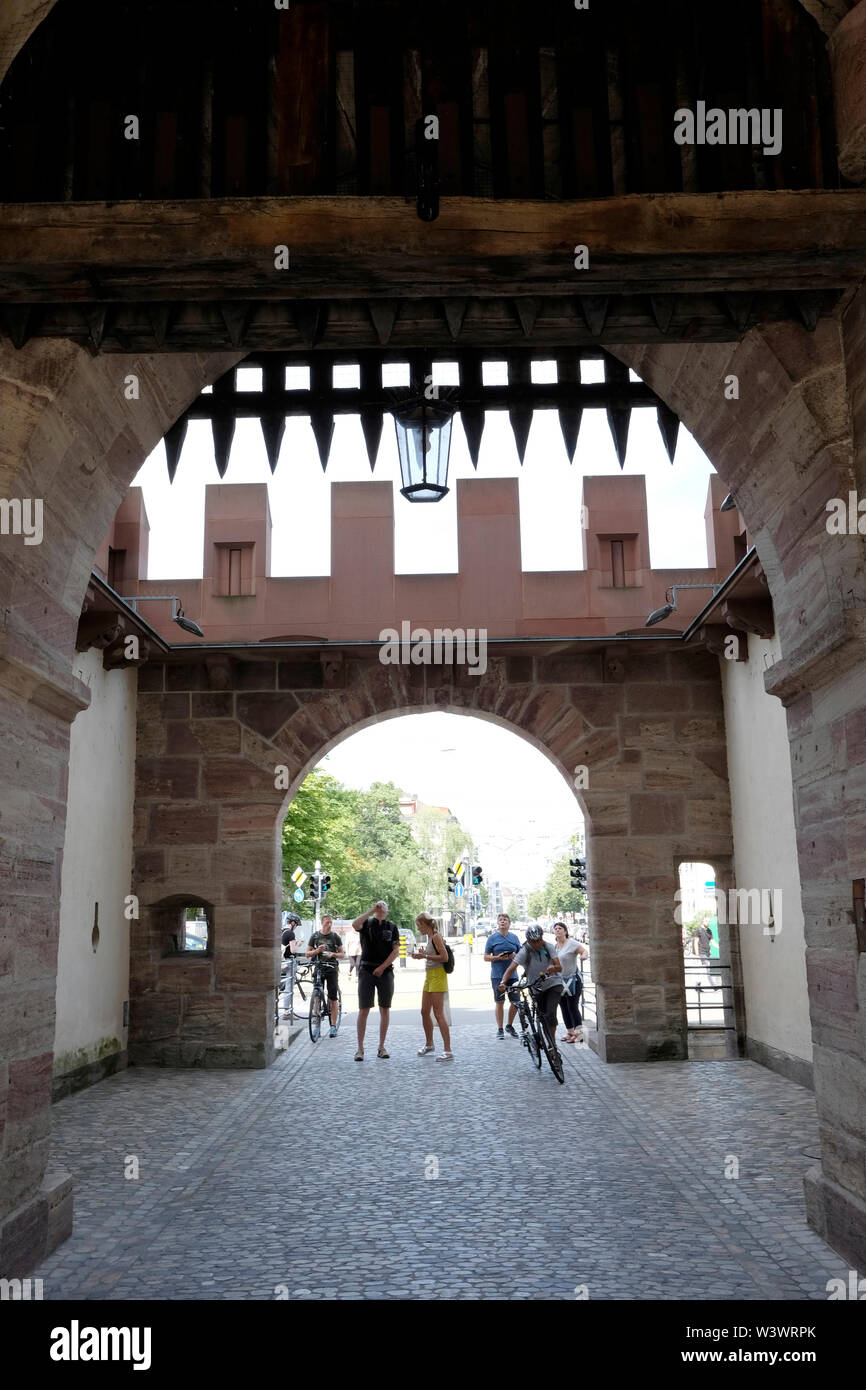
98, 473, 748, 645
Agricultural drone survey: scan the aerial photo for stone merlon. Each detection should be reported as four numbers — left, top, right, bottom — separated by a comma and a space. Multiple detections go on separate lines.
97, 475, 748, 644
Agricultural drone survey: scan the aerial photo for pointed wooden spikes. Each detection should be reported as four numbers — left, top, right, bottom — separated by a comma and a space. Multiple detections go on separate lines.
85, 307, 107, 355
164, 416, 189, 483
310, 410, 335, 470
649, 295, 674, 335
147, 304, 172, 347
1, 305, 33, 349
360, 410, 383, 471
441, 299, 468, 341
459, 405, 485, 469
212, 416, 235, 477
657, 403, 680, 462
219, 301, 251, 349
510, 408, 533, 465
558, 407, 582, 463
577, 295, 609, 336
260, 414, 286, 473
512, 297, 539, 338
724, 293, 754, 333
367, 300, 399, 346
607, 408, 630, 467
793, 291, 822, 333
292, 302, 329, 347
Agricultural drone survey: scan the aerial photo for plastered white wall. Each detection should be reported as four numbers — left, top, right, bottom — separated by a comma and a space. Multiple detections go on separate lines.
54, 650, 136, 1075
721, 633, 812, 1063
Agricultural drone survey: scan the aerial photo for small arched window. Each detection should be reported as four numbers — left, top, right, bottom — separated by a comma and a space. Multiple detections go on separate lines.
154, 895, 214, 957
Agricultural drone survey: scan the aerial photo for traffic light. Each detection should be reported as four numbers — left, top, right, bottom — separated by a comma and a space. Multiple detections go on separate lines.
447, 870, 459, 893
320, 873, 331, 896
471, 865, 483, 886
570, 857, 586, 891
308, 872, 321, 901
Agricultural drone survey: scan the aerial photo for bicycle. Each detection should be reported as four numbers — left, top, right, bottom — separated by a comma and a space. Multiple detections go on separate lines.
507, 977, 565, 1085
280, 956, 311, 1023
307, 954, 342, 1042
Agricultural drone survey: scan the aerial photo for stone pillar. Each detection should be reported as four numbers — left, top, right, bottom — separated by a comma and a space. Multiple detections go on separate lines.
0, 639, 82, 1274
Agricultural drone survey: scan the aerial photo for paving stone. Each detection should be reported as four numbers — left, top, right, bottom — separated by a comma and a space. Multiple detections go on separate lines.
29, 1018, 851, 1300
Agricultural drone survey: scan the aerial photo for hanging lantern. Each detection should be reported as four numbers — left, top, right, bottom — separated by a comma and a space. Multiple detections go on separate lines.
391, 393, 456, 502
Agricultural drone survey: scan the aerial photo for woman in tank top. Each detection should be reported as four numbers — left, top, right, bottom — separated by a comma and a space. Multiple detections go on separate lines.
412, 912, 453, 1061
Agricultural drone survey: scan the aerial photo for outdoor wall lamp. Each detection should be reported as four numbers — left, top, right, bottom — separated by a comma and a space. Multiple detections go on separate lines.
121, 594, 205, 638
645, 583, 722, 627
392, 391, 456, 502
720, 493, 738, 512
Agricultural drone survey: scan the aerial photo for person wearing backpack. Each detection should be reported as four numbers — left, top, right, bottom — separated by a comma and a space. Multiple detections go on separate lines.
412, 912, 453, 1062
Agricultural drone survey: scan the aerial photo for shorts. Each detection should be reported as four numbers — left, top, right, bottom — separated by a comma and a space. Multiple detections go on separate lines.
319, 967, 339, 1002
423, 967, 448, 993
492, 979, 516, 1001
357, 964, 395, 1010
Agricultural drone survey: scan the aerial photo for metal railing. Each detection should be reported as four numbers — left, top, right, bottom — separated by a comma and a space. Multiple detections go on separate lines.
683, 962, 734, 1031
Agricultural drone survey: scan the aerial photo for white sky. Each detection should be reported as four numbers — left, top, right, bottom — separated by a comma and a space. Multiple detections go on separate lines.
130, 369, 716, 890
320, 710, 581, 893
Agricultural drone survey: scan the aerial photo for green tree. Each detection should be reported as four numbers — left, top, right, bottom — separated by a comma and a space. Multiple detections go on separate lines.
505, 898, 520, 921
528, 889, 547, 920
281, 770, 361, 917
543, 853, 587, 918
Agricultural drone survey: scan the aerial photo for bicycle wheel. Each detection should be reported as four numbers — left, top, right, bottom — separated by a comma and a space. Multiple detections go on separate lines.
332, 987, 342, 1034
308, 987, 324, 1042
519, 1001, 541, 1068
537, 1014, 565, 1084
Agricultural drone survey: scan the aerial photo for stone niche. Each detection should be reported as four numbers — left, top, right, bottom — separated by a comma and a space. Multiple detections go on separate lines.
129, 891, 274, 1069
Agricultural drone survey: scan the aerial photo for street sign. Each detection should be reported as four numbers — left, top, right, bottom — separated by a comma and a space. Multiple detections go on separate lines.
452, 859, 463, 877
291, 866, 307, 886
455, 883, 464, 898
293, 888, 304, 903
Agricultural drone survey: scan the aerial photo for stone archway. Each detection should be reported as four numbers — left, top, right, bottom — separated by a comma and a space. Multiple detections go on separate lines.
2, 299, 866, 1270
129, 646, 732, 1071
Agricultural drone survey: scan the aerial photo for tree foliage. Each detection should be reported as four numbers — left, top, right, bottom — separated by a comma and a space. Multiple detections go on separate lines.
529, 851, 587, 919
281, 770, 477, 931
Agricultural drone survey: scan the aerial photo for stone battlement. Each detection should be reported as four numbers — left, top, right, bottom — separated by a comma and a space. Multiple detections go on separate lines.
97, 474, 746, 644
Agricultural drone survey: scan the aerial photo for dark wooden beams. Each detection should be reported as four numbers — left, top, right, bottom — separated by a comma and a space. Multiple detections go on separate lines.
0, 191, 862, 312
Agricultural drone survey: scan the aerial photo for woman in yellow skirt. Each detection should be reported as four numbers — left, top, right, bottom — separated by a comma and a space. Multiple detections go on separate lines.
413, 912, 453, 1061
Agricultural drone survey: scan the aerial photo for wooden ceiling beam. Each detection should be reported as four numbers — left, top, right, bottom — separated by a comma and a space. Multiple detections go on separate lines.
0, 191, 864, 305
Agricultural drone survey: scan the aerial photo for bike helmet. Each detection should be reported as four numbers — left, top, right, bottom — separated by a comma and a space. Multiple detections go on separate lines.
283, 913, 301, 926
525, 924, 544, 942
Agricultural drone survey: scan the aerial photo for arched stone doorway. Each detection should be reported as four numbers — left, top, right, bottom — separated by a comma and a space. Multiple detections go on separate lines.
2, 296, 866, 1268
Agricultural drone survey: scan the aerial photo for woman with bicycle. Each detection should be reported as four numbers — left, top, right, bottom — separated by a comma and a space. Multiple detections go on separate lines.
498, 925, 563, 1051
553, 922, 588, 1044
412, 912, 453, 1062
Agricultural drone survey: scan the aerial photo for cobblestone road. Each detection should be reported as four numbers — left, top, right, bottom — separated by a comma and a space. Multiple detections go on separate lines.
32, 1008, 847, 1301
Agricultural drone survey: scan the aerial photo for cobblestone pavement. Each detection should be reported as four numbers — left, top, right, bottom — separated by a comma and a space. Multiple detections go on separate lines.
32, 1010, 848, 1301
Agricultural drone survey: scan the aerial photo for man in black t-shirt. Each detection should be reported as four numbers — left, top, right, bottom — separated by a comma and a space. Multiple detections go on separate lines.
307, 914, 344, 1037
350, 900, 400, 1061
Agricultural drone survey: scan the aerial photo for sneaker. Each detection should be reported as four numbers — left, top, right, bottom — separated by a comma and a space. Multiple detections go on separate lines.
417, 1044, 435, 1055
377, 1047, 390, 1059
354, 1048, 364, 1061
505, 1024, 518, 1038
435, 1052, 454, 1062
496, 1028, 505, 1039
329, 1025, 337, 1037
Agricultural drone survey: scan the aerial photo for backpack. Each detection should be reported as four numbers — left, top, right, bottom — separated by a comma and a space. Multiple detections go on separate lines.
439, 935, 456, 974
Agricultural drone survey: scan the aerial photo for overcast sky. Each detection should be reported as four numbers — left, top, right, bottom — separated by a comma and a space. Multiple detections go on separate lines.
131, 369, 715, 891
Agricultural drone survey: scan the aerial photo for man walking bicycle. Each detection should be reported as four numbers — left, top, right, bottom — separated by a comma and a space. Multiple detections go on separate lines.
352, 901, 400, 1060
306, 913, 344, 1037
